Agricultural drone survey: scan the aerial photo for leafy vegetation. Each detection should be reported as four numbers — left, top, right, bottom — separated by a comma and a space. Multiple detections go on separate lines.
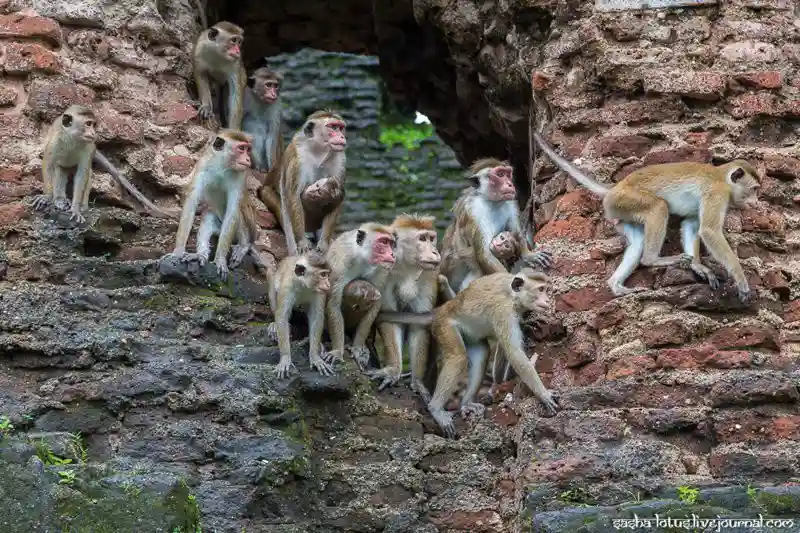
0, 415, 13, 438
379, 121, 434, 151
676, 485, 699, 505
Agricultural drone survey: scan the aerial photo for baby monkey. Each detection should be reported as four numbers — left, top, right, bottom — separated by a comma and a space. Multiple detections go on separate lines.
267, 251, 334, 378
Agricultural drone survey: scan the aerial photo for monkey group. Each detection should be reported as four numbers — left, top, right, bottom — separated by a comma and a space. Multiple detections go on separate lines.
28, 20, 764, 439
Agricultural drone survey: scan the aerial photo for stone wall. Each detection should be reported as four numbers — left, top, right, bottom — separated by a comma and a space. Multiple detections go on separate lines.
264, 48, 464, 232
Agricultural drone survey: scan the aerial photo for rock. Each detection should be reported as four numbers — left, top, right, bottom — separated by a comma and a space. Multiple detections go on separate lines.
709, 373, 799, 408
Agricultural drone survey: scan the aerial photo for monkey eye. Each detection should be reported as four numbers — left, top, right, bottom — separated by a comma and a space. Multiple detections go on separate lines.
85, 120, 94, 127
231, 37, 241, 44
320, 271, 329, 278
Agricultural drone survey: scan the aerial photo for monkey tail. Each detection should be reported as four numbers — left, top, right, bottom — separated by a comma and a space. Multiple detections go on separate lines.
377, 311, 433, 326
92, 152, 177, 219
531, 132, 609, 196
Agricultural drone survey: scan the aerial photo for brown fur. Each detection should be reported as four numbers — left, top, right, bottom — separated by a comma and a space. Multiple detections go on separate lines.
193, 22, 247, 129
468, 157, 509, 175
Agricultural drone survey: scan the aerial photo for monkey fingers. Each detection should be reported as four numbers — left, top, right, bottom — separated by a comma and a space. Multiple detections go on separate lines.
524, 251, 553, 271
69, 208, 86, 224
460, 402, 485, 419
689, 263, 719, 290
736, 283, 753, 304
538, 389, 560, 417
214, 257, 230, 280
266, 322, 279, 343
431, 409, 456, 439
198, 104, 213, 120
53, 198, 70, 211
322, 349, 345, 365
181, 252, 209, 265
229, 244, 250, 268
309, 354, 335, 377
275, 357, 297, 379
349, 345, 371, 370
366, 366, 402, 391
608, 282, 648, 297
30, 195, 52, 211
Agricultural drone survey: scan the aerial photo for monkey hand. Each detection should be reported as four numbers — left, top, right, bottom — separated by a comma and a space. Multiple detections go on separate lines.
54, 198, 70, 211
214, 256, 230, 280
737, 281, 753, 304
410, 378, 432, 404
460, 402, 486, 420
69, 207, 86, 224
30, 194, 52, 211
349, 345, 371, 370
197, 103, 213, 120
229, 244, 250, 268
538, 389, 560, 417
431, 409, 456, 439
265, 322, 279, 343
182, 252, 209, 265
322, 349, 345, 365
309, 353, 336, 377
275, 357, 297, 379
366, 366, 402, 391
523, 250, 553, 271
297, 238, 314, 254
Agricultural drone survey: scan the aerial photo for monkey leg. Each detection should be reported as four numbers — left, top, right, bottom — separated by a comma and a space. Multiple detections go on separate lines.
258, 184, 282, 222
407, 326, 432, 403
639, 199, 688, 267
460, 342, 489, 419
52, 166, 70, 211
308, 296, 335, 377
184, 212, 219, 265
697, 212, 751, 302
371, 321, 405, 390
607, 223, 649, 296
680, 218, 719, 289
428, 318, 468, 439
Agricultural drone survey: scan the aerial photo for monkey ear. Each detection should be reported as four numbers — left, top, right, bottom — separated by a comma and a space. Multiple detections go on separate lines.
730, 167, 745, 183
294, 264, 306, 276
468, 176, 480, 189
207, 27, 218, 40
61, 114, 73, 127
356, 229, 365, 246
246, 77, 255, 89
212, 136, 225, 151
511, 276, 525, 292
303, 121, 315, 137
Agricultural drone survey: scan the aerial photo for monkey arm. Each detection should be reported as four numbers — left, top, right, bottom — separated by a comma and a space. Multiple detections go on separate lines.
697, 196, 749, 298
40, 144, 55, 197
437, 275, 456, 302
498, 321, 558, 415
274, 287, 296, 378
173, 184, 204, 254
317, 203, 342, 253
278, 164, 303, 255
226, 67, 246, 129
214, 185, 244, 264
194, 68, 213, 119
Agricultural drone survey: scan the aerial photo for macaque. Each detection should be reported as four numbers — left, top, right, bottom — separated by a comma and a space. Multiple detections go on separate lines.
322, 223, 396, 369
32, 105, 172, 223
368, 214, 442, 398
165, 129, 253, 279
380, 270, 560, 438
193, 21, 246, 129
440, 158, 552, 293
532, 132, 760, 302
266, 251, 334, 378
195, 195, 267, 273
241, 66, 284, 173
446, 230, 523, 290
258, 110, 347, 255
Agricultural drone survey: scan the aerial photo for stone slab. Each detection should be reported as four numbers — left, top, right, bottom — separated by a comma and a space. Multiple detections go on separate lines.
595, 0, 718, 11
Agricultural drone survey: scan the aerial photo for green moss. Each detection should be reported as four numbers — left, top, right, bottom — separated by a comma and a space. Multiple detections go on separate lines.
143, 294, 172, 311
379, 122, 434, 151
755, 490, 800, 515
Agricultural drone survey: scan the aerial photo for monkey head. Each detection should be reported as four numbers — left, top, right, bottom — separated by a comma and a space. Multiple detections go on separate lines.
726, 161, 761, 210
490, 231, 521, 262
207, 22, 243, 61
303, 111, 347, 153
468, 158, 516, 202
295, 251, 331, 294
356, 223, 396, 267
511, 270, 551, 315
248, 67, 282, 104
212, 129, 252, 172
392, 214, 441, 271
61, 105, 96, 143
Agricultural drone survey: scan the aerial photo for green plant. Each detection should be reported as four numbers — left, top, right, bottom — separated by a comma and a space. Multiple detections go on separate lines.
0, 415, 13, 437
57, 469, 76, 485
67, 432, 88, 463
34, 439, 73, 466
558, 487, 593, 506
379, 122, 434, 151
676, 485, 699, 505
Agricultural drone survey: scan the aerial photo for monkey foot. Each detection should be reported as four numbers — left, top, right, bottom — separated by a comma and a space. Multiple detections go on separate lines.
275, 358, 297, 379
460, 402, 485, 419
309, 355, 335, 376
366, 367, 402, 391
214, 260, 230, 280
608, 283, 648, 297
182, 252, 209, 265
30, 195, 52, 211
349, 345, 371, 370
410, 378, 432, 404
69, 209, 86, 224
265, 322, 278, 343
53, 198, 70, 211
431, 409, 456, 439
737, 284, 753, 304
524, 250, 553, 271
229, 245, 250, 268
689, 263, 719, 290
538, 389, 560, 417
322, 349, 345, 365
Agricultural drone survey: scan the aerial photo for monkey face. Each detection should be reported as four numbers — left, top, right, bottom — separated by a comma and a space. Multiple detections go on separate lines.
490, 231, 518, 261
486, 165, 516, 201
224, 33, 242, 59
368, 233, 396, 267
63, 112, 96, 143
312, 269, 331, 293
324, 119, 347, 151
260, 78, 279, 104
228, 140, 252, 171
728, 167, 760, 209
511, 273, 551, 314
414, 230, 441, 270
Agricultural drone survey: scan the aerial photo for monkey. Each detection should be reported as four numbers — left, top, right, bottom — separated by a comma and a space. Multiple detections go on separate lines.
31, 105, 173, 223
446, 230, 523, 291
321, 222, 397, 369
379, 269, 559, 438
164, 129, 254, 279
193, 21, 246, 129
258, 110, 347, 255
266, 250, 334, 378
440, 158, 553, 293
241, 66, 284, 173
367, 214, 442, 399
532, 131, 761, 302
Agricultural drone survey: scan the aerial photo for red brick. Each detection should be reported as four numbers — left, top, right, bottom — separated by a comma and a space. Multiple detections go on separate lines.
531, 70, 552, 90
0, 83, 16, 107
255, 208, 277, 229
642, 318, 694, 347
784, 301, 800, 323
98, 111, 143, 144
762, 269, 789, 300
552, 258, 604, 277
593, 134, 654, 158
162, 155, 195, 177
608, 355, 656, 380
735, 71, 783, 90
4, 42, 60, 74
656, 345, 714, 369
565, 327, 598, 368
704, 350, 751, 369
0, 202, 28, 227
0, 14, 60, 44
645, 70, 727, 101
534, 216, 596, 242
0, 166, 22, 183
763, 155, 800, 180
707, 323, 779, 350
555, 189, 602, 217
561, 97, 686, 129
713, 413, 800, 444
612, 161, 643, 182
572, 361, 605, 385
555, 286, 614, 313
771, 416, 800, 440
490, 406, 519, 428
643, 146, 712, 166
725, 93, 782, 119
594, 300, 627, 330
684, 132, 712, 146
27, 80, 95, 119
741, 207, 785, 234
155, 103, 198, 126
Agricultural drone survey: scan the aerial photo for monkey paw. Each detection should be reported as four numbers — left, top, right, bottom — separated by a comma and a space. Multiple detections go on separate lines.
366, 366, 402, 391
265, 322, 278, 343
349, 345, 371, 370
460, 402, 486, 420
539, 389, 560, 417
525, 250, 553, 271
229, 244, 250, 268
182, 252, 209, 265
677, 253, 695, 269
689, 263, 719, 290
608, 282, 647, 297
309, 354, 336, 377
53, 198, 70, 211
197, 104, 213, 120
69, 209, 86, 224
275, 358, 297, 379
737, 284, 753, 304
30, 195, 52, 211
431, 410, 456, 439
322, 349, 345, 365
214, 259, 230, 280
410, 378, 432, 404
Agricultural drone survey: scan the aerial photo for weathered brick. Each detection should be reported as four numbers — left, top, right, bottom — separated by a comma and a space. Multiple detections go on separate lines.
593, 134, 654, 158
0, 202, 28, 227
707, 323, 779, 350
97, 110, 144, 144
593, 300, 628, 330
684, 131, 712, 145
713, 412, 800, 445
565, 327, 598, 368
642, 317, 695, 348
27, 80, 95, 119
741, 207, 785, 234
0, 14, 61, 44
534, 216, 596, 242
560, 97, 685, 129
4, 42, 60, 74
612, 161, 643, 182
531, 70, 552, 90
155, 103, 198, 126
572, 361, 605, 386
656, 345, 714, 369
555, 189, 601, 217
552, 258, 604, 277
783, 301, 800, 323
117, 247, 164, 261
710, 373, 799, 408
607, 355, 656, 380
710, 444, 800, 478
644, 70, 727, 101
0, 83, 17, 107
643, 146, 712, 165
735, 71, 784, 90
427, 510, 502, 533
719, 41, 781, 64
763, 154, 800, 180
762, 269, 789, 300
162, 155, 195, 177
555, 286, 614, 313
725, 93, 782, 119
